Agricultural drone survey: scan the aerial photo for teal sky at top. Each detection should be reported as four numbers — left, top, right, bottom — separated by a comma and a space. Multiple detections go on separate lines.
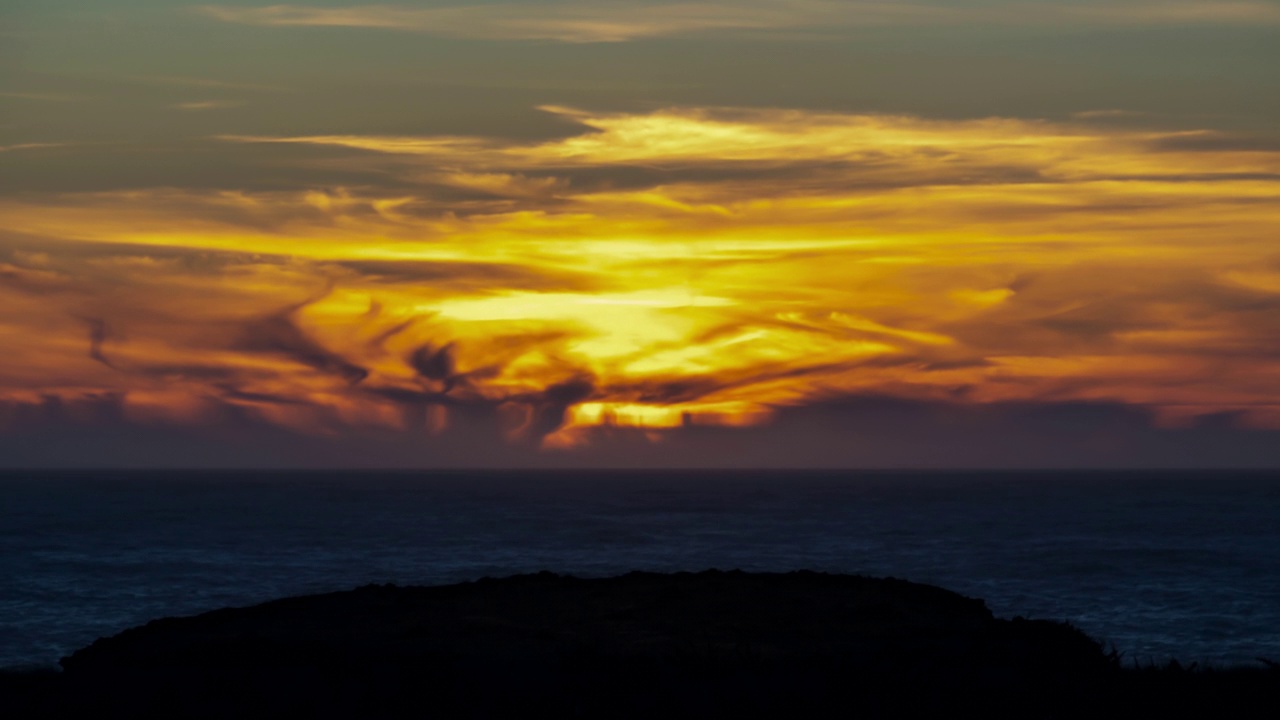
3, 1, 1278, 193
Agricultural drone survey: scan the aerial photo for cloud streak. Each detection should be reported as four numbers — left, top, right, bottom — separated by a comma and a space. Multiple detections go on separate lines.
3, 104, 1279, 455
172, 100, 243, 111
196, 2, 830, 42
0, 143, 66, 153
196, 2, 1280, 42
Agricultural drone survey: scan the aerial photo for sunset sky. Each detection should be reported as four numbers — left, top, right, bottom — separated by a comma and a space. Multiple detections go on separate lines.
3, 1, 1279, 467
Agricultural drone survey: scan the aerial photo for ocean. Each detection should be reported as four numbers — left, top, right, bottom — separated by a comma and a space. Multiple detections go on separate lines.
2, 470, 1278, 670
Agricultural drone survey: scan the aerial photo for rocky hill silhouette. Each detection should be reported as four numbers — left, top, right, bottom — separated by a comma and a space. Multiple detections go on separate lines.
4, 570, 1277, 718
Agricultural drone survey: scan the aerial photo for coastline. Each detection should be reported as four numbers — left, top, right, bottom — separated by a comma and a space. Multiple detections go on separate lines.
4, 570, 1277, 718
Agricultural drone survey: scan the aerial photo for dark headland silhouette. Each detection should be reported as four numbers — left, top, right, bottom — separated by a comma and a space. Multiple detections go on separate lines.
3, 571, 1276, 718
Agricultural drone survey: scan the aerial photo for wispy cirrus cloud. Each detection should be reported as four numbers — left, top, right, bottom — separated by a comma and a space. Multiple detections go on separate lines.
218, 105, 1280, 182
195, 1, 1280, 42
172, 100, 244, 111
1076, 1, 1280, 23
0, 92, 82, 103
0, 143, 66, 153
6, 105, 1280, 451
1071, 109, 1146, 120
126, 75, 287, 93
195, 2, 814, 42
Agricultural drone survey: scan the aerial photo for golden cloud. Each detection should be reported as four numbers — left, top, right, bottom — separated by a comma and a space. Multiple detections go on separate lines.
4, 106, 1279, 447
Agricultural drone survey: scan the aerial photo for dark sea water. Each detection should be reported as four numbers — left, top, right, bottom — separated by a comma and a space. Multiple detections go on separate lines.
2, 470, 1278, 670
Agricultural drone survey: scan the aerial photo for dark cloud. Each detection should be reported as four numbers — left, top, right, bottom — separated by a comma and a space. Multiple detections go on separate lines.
604, 377, 725, 405
1, 229, 286, 271
919, 359, 992, 371
80, 316, 114, 369
0, 141, 403, 196
5, 390, 1280, 469
214, 384, 313, 406
130, 364, 246, 382
237, 306, 368, 384
1145, 133, 1280, 153
940, 264, 1280, 355
0, 260, 73, 294
399, 340, 508, 397
1109, 173, 1280, 185
364, 385, 452, 408
367, 317, 418, 350
0, 127, 1051, 206
408, 342, 456, 385
507, 160, 1050, 198
335, 259, 592, 291
602, 360, 857, 406
359, 340, 588, 441
523, 376, 596, 442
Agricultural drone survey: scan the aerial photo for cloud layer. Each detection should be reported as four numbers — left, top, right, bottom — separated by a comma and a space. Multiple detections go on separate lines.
2, 103, 1279, 465
196, 2, 1280, 42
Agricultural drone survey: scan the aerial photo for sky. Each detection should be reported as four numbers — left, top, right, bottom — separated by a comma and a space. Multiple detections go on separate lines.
2, 1, 1279, 467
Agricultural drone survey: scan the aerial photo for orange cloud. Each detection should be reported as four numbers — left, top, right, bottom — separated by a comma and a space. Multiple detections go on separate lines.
4, 106, 1280, 448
